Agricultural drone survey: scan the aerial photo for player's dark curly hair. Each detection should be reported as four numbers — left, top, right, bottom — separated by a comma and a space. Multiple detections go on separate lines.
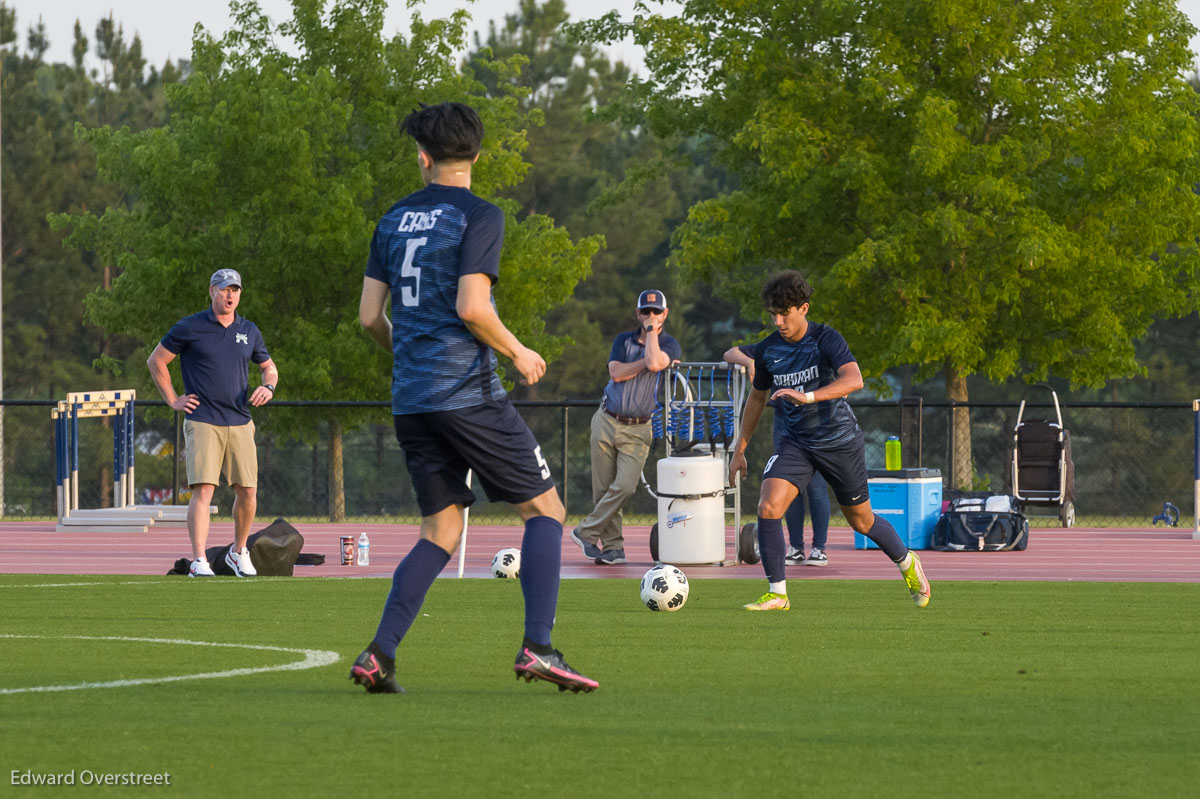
402, 102, 484, 163
762, 270, 814, 313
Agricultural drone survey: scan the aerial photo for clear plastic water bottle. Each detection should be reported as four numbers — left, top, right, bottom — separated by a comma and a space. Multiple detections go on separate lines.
885, 436, 902, 470
356, 532, 370, 566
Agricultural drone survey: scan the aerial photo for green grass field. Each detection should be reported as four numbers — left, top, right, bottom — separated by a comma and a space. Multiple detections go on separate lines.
1, 575, 1197, 797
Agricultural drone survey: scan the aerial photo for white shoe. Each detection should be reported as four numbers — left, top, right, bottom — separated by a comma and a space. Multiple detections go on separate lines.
225, 546, 257, 577
784, 546, 806, 566
189, 558, 215, 578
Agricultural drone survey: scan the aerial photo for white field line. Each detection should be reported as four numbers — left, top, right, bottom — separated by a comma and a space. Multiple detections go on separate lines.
0, 635, 340, 695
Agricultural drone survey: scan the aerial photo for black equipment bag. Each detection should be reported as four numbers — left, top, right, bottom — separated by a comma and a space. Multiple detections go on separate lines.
931, 496, 1029, 552
168, 518, 305, 575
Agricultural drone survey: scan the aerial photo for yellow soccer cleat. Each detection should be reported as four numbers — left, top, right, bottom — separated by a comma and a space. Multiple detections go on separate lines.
900, 552, 931, 608
743, 591, 791, 611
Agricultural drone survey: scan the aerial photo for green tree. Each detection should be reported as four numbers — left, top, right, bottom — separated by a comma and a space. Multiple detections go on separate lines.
52, 0, 599, 518
1, 6, 178, 400
468, 0, 726, 401
2, 4, 182, 511
580, 0, 1200, 487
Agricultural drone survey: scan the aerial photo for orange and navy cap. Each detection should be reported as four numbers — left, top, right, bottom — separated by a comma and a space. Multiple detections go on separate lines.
637, 290, 666, 311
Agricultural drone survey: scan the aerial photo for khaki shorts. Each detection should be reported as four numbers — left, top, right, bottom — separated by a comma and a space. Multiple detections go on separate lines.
183, 419, 258, 488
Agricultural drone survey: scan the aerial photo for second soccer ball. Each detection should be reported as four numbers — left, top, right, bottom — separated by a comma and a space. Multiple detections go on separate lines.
491, 547, 521, 579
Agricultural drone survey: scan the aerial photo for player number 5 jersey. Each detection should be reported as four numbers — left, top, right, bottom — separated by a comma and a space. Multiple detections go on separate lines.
366, 184, 507, 414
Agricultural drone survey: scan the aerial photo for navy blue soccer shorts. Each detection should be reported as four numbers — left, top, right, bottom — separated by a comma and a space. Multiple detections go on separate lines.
762, 429, 870, 507
393, 399, 556, 517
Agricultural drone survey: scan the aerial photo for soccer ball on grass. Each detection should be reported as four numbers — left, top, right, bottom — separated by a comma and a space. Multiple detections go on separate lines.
639, 564, 689, 611
491, 547, 521, 579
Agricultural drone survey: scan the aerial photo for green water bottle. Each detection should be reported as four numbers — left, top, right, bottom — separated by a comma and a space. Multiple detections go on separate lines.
885, 436, 902, 470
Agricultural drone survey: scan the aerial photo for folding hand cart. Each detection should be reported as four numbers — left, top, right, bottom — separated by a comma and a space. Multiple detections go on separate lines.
1010, 385, 1077, 528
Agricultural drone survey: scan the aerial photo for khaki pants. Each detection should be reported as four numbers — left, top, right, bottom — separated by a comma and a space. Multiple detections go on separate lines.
184, 419, 258, 488
575, 407, 651, 551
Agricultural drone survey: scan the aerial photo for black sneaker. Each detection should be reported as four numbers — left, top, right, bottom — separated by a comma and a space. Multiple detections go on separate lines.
349, 646, 404, 694
804, 547, 829, 567
514, 645, 599, 693
784, 546, 806, 566
569, 528, 603, 559
594, 548, 627, 565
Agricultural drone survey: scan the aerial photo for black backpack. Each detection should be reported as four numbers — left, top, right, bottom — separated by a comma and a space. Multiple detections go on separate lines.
931, 495, 1029, 551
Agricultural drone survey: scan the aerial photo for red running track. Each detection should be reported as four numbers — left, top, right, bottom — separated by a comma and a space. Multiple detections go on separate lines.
0, 520, 1198, 582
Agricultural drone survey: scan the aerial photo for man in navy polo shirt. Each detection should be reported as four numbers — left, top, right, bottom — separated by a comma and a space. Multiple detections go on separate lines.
147, 269, 278, 578
569, 289, 681, 565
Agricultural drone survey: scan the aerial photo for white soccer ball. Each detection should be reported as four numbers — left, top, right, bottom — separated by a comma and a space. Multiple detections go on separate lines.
491, 547, 521, 579
640, 564, 689, 611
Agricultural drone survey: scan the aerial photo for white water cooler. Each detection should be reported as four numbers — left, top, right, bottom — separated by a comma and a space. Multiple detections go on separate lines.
656, 452, 726, 564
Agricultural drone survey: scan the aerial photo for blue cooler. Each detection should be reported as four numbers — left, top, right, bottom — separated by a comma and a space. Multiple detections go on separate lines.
854, 468, 943, 550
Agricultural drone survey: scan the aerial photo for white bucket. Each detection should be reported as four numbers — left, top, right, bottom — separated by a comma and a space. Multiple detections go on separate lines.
657, 453, 726, 564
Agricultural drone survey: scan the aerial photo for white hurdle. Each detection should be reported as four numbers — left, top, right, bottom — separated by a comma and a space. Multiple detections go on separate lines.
1194, 399, 1199, 540
52, 390, 198, 532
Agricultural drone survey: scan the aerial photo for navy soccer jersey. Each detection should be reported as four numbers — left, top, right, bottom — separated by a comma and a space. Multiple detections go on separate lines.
160, 310, 269, 426
365, 184, 507, 414
752, 323, 861, 449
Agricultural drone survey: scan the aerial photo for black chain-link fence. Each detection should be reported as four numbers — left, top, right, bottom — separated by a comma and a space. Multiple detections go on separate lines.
6, 397, 1195, 528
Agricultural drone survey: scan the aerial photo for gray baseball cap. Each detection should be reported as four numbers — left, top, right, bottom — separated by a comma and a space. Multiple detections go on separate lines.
210, 269, 242, 289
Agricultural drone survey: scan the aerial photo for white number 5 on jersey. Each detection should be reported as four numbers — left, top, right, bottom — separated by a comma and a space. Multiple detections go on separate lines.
400, 237, 426, 307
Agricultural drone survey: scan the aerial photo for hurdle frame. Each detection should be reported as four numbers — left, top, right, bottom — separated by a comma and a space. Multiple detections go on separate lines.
52, 390, 194, 532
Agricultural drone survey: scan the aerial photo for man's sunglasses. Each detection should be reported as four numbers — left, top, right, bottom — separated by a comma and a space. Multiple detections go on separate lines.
638, 307, 664, 315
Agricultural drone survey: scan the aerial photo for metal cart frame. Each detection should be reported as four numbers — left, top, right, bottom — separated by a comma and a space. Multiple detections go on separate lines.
1010, 386, 1077, 528
643, 361, 754, 565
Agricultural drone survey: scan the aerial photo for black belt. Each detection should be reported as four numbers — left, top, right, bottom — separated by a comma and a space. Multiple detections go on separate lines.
604, 408, 650, 425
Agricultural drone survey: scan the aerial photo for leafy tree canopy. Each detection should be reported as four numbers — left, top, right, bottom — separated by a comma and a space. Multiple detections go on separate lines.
577, 0, 1200, 400
469, 0, 731, 398
2, 5, 179, 398
51, 0, 600, 410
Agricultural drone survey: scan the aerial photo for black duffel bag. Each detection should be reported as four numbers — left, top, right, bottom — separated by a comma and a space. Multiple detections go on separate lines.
931, 496, 1029, 551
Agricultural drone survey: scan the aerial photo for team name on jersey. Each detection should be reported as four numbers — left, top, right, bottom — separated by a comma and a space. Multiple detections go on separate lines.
775, 365, 819, 388
397, 209, 443, 233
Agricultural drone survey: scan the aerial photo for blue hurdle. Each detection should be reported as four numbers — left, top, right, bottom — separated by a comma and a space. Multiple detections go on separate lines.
1194, 399, 1199, 540
53, 390, 154, 532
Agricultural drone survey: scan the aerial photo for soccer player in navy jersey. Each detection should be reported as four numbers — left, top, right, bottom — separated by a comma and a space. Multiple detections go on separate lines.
728, 271, 932, 610
349, 101, 597, 694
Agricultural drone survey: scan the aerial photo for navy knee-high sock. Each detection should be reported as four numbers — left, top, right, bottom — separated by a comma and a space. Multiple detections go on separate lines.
758, 516, 787, 584
520, 516, 562, 647
864, 513, 908, 563
784, 497, 807, 550
372, 538, 450, 658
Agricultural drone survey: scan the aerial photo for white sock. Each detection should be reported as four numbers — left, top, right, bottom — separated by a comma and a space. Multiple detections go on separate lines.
898, 552, 913, 570
769, 581, 787, 595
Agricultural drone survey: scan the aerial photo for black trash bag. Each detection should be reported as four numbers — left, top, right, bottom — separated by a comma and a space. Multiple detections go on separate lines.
167, 518, 305, 576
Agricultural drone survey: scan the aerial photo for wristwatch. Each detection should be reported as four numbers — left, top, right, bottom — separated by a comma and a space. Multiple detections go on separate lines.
264, 384, 276, 393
